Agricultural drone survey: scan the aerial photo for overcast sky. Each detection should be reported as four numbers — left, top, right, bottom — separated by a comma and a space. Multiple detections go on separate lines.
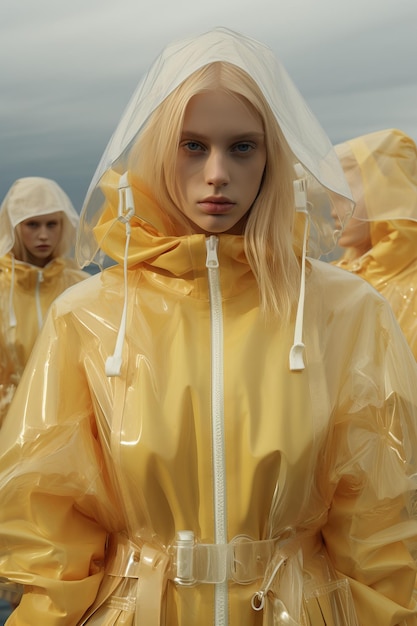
1, 0, 416, 212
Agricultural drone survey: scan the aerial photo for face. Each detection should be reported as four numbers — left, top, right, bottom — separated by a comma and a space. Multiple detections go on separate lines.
332, 165, 371, 258
19, 212, 63, 267
336, 215, 371, 258
175, 90, 266, 235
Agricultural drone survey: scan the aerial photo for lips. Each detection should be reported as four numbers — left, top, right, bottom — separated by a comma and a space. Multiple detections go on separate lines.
198, 197, 235, 214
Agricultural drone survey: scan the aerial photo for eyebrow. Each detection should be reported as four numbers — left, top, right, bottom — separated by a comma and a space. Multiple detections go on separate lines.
180, 130, 265, 141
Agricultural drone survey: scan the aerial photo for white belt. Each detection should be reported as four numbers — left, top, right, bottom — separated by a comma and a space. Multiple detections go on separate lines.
104, 529, 318, 626
107, 531, 280, 585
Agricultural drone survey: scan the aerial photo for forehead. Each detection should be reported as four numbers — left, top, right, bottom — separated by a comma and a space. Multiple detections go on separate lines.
21, 211, 63, 223
182, 90, 263, 134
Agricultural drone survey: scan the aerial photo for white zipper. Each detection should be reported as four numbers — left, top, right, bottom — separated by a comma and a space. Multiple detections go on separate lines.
36, 270, 44, 330
205, 235, 228, 625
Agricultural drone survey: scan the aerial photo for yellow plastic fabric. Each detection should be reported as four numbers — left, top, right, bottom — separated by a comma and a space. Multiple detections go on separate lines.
1, 178, 417, 625
334, 129, 417, 358
0, 176, 90, 424
0, 254, 88, 425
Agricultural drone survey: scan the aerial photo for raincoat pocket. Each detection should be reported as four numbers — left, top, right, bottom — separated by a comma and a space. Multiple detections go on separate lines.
303, 578, 359, 626
262, 578, 359, 626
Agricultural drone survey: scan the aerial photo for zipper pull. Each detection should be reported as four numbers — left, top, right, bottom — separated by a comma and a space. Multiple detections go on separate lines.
205, 235, 219, 268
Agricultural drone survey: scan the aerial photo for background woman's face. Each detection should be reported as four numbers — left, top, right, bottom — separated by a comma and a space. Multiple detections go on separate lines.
337, 214, 371, 257
175, 90, 266, 235
19, 211, 63, 267
333, 164, 372, 258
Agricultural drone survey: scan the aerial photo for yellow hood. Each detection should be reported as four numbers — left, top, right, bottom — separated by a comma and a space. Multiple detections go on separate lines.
335, 128, 417, 264
335, 128, 417, 224
335, 130, 417, 358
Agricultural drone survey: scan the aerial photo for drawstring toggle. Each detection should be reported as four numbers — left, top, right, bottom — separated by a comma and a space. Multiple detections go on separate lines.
105, 172, 135, 377
289, 178, 308, 372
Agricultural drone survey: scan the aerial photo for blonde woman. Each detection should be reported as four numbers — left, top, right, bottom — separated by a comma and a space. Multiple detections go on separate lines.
0, 29, 417, 626
333, 128, 417, 358
0, 177, 89, 425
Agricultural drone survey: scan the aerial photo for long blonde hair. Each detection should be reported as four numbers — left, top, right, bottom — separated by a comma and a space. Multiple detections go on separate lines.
128, 62, 300, 320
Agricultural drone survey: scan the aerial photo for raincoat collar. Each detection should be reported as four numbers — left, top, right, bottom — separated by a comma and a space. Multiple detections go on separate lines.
93, 174, 253, 300
0, 253, 69, 289
337, 222, 417, 284
0, 252, 72, 332
95, 171, 308, 375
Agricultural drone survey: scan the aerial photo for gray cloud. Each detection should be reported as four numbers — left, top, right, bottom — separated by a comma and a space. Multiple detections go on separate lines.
1, 0, 416, 210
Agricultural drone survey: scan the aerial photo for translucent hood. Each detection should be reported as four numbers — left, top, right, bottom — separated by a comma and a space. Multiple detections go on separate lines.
0, 177, 80, 258
76, 27, 353, 267
334, 128, 417, 223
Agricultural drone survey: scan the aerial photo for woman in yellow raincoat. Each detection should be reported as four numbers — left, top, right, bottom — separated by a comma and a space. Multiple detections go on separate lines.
1, 29, 417, 626
0, 176, 89, 425
333, 129, 417, 358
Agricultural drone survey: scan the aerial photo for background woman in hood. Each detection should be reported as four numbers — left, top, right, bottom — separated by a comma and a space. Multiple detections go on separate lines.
0, 176, 89, 426
333, 129, 417, 358
1, 29, 417, 626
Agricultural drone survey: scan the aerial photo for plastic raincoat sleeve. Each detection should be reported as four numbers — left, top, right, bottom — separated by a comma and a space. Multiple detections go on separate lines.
1, 261, 417, 625
0, 326, 18, 428
0, 300, 121, 625
316, 277, 417, 623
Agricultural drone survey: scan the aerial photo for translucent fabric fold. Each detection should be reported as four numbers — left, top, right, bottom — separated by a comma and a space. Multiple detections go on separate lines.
1, 239, 417, 624
334, 128, 417, 223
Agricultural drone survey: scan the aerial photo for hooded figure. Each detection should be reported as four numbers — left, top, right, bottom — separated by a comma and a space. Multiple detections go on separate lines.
1, 29, 417, 626
0, 177, 89, 425
333, 128, 417, 358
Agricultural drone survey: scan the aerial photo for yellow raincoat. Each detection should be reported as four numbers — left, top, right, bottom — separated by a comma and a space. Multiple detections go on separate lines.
0, 177, 89, 425
1, 29, 417, 626
0, 174, 417, 625
334, 129, 417, 358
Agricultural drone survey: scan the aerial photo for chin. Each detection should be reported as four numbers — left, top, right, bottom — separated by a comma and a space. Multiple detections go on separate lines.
194, 220, 234, 235
203, 217, 247, 236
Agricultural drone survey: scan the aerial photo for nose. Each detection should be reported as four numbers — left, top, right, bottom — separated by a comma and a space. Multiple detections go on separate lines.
205, 150, 230, 187
38, 226, 49, 240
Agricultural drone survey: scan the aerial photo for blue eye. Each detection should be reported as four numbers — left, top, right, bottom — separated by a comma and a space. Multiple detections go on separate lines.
233, 142, 254, 154
184, 141, 204, 152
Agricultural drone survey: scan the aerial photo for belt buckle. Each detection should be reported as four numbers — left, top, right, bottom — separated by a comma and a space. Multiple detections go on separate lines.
229, 535, 267, 584
172, 530, 196, 586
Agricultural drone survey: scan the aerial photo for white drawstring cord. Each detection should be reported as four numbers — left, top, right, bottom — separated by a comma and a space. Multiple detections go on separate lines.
105, 175, 308, 375
251, 532, 302, 623
105, 172, 135, 377
8, 255, 17, 328
251, 555, 286, 611
289, 179, 309, 372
